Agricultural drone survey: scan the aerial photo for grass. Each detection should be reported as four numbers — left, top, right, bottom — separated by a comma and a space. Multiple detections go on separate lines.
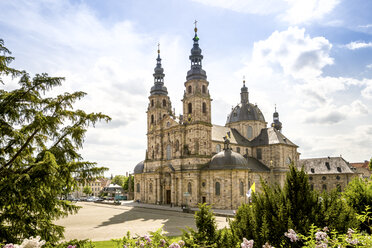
92, 236, 182, 248
92, 240, 116, 248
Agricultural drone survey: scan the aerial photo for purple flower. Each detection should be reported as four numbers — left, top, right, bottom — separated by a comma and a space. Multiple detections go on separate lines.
140, 242, 144, 248
347, 228, 355, 238
241, 238, 254, 248
315, 231, 328, 241
168, 242, 180, 248
67, 245, 76, 248
159, 239, 166, 247
284, 229, 299, 242
346, 238, 359, 245
143, 234, 152, 244
323, 227, 329, 232
3, 244, 15, 248
178, 240, 185, 247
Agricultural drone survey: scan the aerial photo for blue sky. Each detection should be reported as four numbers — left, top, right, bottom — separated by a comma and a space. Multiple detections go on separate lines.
1, 0, 372, 175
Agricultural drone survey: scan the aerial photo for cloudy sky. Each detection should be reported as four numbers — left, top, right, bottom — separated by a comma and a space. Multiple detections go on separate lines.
1, 0, 372, 175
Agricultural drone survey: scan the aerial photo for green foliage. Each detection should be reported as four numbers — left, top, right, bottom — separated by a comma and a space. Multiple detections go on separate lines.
45, 239, 95, 248
182, 203, 218, 247
230, 164, 357, 248
83, 185, 93, 196
123, 175, 134, 191
112, 228, 179, 248
343, 177, 372, 233
369, 158, 372, 171
112, 175, 126, 188
0, 39, 110, 243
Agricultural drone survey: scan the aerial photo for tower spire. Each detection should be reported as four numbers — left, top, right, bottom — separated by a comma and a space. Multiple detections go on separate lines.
186, 21, 207, 80
150, 43, 168, 96
271, 104, 282, 132
240, 76, 249, 104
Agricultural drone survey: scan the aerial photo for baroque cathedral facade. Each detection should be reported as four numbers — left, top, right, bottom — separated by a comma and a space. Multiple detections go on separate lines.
133, 26, 301, 209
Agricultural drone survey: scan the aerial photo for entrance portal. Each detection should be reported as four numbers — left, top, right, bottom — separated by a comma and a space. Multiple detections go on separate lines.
166, 190, 171, 204
202, 196, 206, 203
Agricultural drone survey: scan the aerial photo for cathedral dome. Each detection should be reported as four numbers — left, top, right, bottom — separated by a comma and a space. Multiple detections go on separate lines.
209, 149, 248, 169
133, 161, 144, 174
226, 102, 265, 124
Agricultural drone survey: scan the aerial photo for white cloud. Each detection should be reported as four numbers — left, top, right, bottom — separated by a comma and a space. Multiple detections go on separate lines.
345, 41, 372, 50
190, 0, 339, 24
367, 64, 372, 69
237, 27, 372, 162
358, 24, 372, 29
0, 0, 187, 175
250, 26, 333, 79
282, 0, 340, 24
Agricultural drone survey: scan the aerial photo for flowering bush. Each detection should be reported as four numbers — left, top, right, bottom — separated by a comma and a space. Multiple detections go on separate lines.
112, 228, 185, 248
3, 236, 45, 248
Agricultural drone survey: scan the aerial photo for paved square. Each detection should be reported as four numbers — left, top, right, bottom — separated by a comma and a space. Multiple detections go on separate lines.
55, 202, 229, 241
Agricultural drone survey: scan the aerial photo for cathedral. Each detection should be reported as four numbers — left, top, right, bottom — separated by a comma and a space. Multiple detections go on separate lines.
133, 26, 301, 209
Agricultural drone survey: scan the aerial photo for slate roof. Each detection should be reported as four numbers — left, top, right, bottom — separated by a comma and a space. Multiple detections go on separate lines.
299, 157, 356, 175
250, 127, 297, 147
208, 149, 249, 170
212, 125, 250, 146
246, 157, 270, 172
133, 161, 144, 174
226, 102, 265, 124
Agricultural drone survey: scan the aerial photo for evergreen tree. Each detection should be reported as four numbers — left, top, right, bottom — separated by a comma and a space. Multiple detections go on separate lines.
0, 39, 110, 243
230, 164, 357, 247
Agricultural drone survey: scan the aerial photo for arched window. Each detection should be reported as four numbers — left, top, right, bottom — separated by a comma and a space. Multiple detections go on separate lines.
202, 102, 207, 114
136, 183, 140, 193
237, 147, 240, 153
240, 181, 244, 196
166, 144, 172, 160
151, 115, 154, 124
216, 144, 221, 153
151, 99, 154, 107
163, 99, 166, 107
322, 184, 327, 191
152, 150, 154, 159
188, 85, 192, 94
175, 140, 179, 152
247, 126, 253, 139
149, 183, 153, 193
202, 85, 206, 94
156, 144, 159, 154
188, 103, 192, 114
188, 182, 192, 194
215, 182, 220, 195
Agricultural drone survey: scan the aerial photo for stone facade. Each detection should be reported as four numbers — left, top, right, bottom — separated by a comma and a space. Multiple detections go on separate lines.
299, 157, 359, 192
133, 28, 358, 209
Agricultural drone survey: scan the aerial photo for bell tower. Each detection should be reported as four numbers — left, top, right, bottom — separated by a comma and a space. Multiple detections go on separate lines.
182, 22, 211, 125
147, 45, 172, 160
182, 22, 212, 157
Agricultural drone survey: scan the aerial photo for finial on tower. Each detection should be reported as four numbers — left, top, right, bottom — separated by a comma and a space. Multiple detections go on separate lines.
194, 20, 198, 33
243, 75, 246, 87
275, 104, 277, 112
157, 42, 160, 54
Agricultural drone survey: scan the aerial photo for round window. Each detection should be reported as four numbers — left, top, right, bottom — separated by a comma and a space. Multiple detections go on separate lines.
322, 176, 326, 180
202, 182, 206, 187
